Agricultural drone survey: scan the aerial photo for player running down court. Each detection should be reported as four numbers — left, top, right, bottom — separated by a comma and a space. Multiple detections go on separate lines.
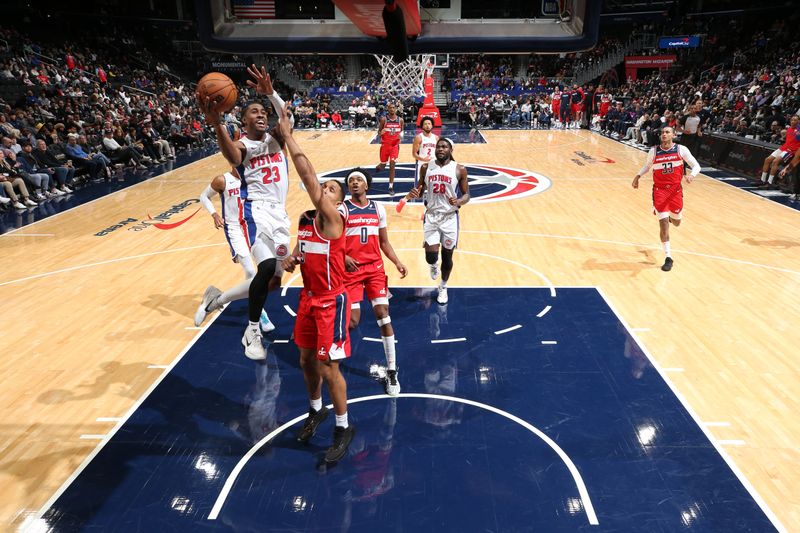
396, 116, 437, 213
193, 170, 275, 332
374, 102, 404, 196
277, 103, 355, 463
632, 126, 701, 272
343, 168, 408, 395
407, 138, 470, 304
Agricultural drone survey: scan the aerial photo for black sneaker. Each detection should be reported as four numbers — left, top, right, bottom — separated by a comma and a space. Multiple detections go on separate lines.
325, 425, 355, 463
385, 369, 400, 396
661, 257, 674, 272
296, 406, 329, 444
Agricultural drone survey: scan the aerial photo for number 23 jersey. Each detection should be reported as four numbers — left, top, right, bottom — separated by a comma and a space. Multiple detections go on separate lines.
238, 135, 289, 204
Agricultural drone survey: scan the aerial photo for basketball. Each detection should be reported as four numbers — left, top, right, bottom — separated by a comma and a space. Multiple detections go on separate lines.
196, 72, 238, 114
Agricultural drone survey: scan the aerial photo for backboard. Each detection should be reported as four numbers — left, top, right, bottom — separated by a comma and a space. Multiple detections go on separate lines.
195, 0, 601, 55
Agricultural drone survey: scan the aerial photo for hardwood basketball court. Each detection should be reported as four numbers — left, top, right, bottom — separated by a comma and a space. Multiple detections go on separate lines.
1, 129, 798, 530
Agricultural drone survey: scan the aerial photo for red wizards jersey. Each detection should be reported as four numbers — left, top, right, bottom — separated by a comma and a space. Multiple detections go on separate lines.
297, 209, 347, 294
781, 126, 800, 153
380, 117, 402, 145
344, 199, 387, 266
651, 145, 685, 187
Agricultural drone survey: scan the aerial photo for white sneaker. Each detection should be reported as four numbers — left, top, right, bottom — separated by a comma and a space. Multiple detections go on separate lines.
385, 369, 401, 396
242, 326, 267, 360
260, 310, 276, 333
429, 263, 440, 280
0, 197, 10, 205
14, 201, 27, 209
436, 286, 448, 305
53, 189, 66, 196
63, 186, 73, 193
194, 285, 222, 326
24, 198, 38, 207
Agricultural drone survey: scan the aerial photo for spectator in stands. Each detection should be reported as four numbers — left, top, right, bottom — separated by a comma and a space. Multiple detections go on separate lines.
0, 156, 38, 209
16, 141, 57, 199
32, 139, 74, 193
520, 99, 532, 129
65, 133, 107, 181
102, 129, 146, 168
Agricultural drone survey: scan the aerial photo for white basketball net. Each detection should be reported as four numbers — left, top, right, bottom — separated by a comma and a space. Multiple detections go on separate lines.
373, 54, 434, 99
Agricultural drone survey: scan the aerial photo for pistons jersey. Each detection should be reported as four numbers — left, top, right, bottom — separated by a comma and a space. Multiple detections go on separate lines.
297, 209, 347, 294
237, 134, 289, 204
416, 132, 438, 167
424, 160, 460, 216
651, 144, 685, 187
219, 171, 246, 229
380, 117, 402, 145
344, 199, 387, 266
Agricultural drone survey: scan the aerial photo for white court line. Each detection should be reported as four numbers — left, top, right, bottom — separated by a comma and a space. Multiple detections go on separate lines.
431, 338, 467, 344
363, 337, 397, 343
718, 440, 747, 446
0, 152, 213, 237
147, 365, 169, 369
272, 340, 289, 344
494, 324, 522, 335
541, 340, 558, 345
79, 435, 106, 440
630, 327, 650, 332
536, 305, 552, 318
34, 297, 227, 523
282, 304, 296, 317
95, 417, 122, 423
704, 422, 732, 427
662, 367, 685, 373
208, 393, 599, 526
185, 326, 203, 330
2, 233, 54, 237
595, 286, 788, 533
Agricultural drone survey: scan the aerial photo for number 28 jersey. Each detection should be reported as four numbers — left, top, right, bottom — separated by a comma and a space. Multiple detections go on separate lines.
424, 160, 460, 217
238, 135, 289, 204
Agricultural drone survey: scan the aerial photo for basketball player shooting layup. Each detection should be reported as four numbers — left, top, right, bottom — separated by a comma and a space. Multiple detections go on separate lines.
200, 64, 291, 361
407, 138, 470, 304
632, 126, 700, 272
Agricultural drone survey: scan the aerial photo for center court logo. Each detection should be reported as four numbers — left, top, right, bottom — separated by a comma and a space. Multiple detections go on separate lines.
317, 163, 551, 204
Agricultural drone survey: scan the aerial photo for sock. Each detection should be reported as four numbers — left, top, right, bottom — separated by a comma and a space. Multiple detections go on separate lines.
248, 320, 259, 330
310, 397, 322, 412
219, 278, 251, 305
382, 335, 396, 370
768, 175, 774, 184
663, 241, 671, 258
439, 280, 447, 289
761, 171, 768, 182
335, 413, 349, 429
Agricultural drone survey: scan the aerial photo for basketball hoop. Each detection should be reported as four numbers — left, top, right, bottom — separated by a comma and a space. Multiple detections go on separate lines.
373, 54, 434, 99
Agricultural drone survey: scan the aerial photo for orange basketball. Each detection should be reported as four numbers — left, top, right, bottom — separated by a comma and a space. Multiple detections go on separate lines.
196, 72, 238, 114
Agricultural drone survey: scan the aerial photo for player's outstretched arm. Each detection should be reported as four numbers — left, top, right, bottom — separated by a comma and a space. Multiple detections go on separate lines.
679, 145, 701, 183
407, 164, 427, 199
411, 134, 423, 161
277, 103, 343, 237
633, 147, 656, 188
200, 97, 245, 167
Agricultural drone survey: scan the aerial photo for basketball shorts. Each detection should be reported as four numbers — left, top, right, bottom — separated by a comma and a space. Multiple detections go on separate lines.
225, 223, 251, 261
770, 148, 794, 164
652, 185, 683, 220
559, 106, 571, 121
424, 210, 459, 249
571, 103, 582, 115
242, 200, 291, 266
346, 262, 389, 308
380, 143, 400, 164
294, 289, 351, 361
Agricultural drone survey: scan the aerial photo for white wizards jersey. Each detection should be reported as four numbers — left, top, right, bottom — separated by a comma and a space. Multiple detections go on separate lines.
416, 132, 438, 167
424, 160, 460, 217
220, 171, 245, 228
238, 135, 289, 204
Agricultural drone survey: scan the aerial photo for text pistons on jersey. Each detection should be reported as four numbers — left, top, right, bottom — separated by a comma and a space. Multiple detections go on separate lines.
428, 174, 452, 183
227, 188, 240, 196
249, 151, 284, 168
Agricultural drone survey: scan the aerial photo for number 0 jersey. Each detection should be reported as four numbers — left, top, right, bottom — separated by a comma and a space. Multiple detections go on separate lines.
344, 199, 387, 266
237, 135, 289, 204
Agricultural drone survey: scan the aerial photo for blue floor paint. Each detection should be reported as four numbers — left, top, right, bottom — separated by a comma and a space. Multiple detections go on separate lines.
0, 144, 219, 234
41, 288, 776, 532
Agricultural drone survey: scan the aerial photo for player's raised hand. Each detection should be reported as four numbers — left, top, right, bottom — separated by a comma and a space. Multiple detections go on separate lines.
199, 95, 221, 125
277, 102, 293, 138
246, 64, 274, 95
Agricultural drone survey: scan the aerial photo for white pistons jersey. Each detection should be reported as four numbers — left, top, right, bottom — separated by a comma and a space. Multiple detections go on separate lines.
416, 132, 438, 168
424, 160, 460, 218
238, 135, 289, 204
220, 172, 245, 228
